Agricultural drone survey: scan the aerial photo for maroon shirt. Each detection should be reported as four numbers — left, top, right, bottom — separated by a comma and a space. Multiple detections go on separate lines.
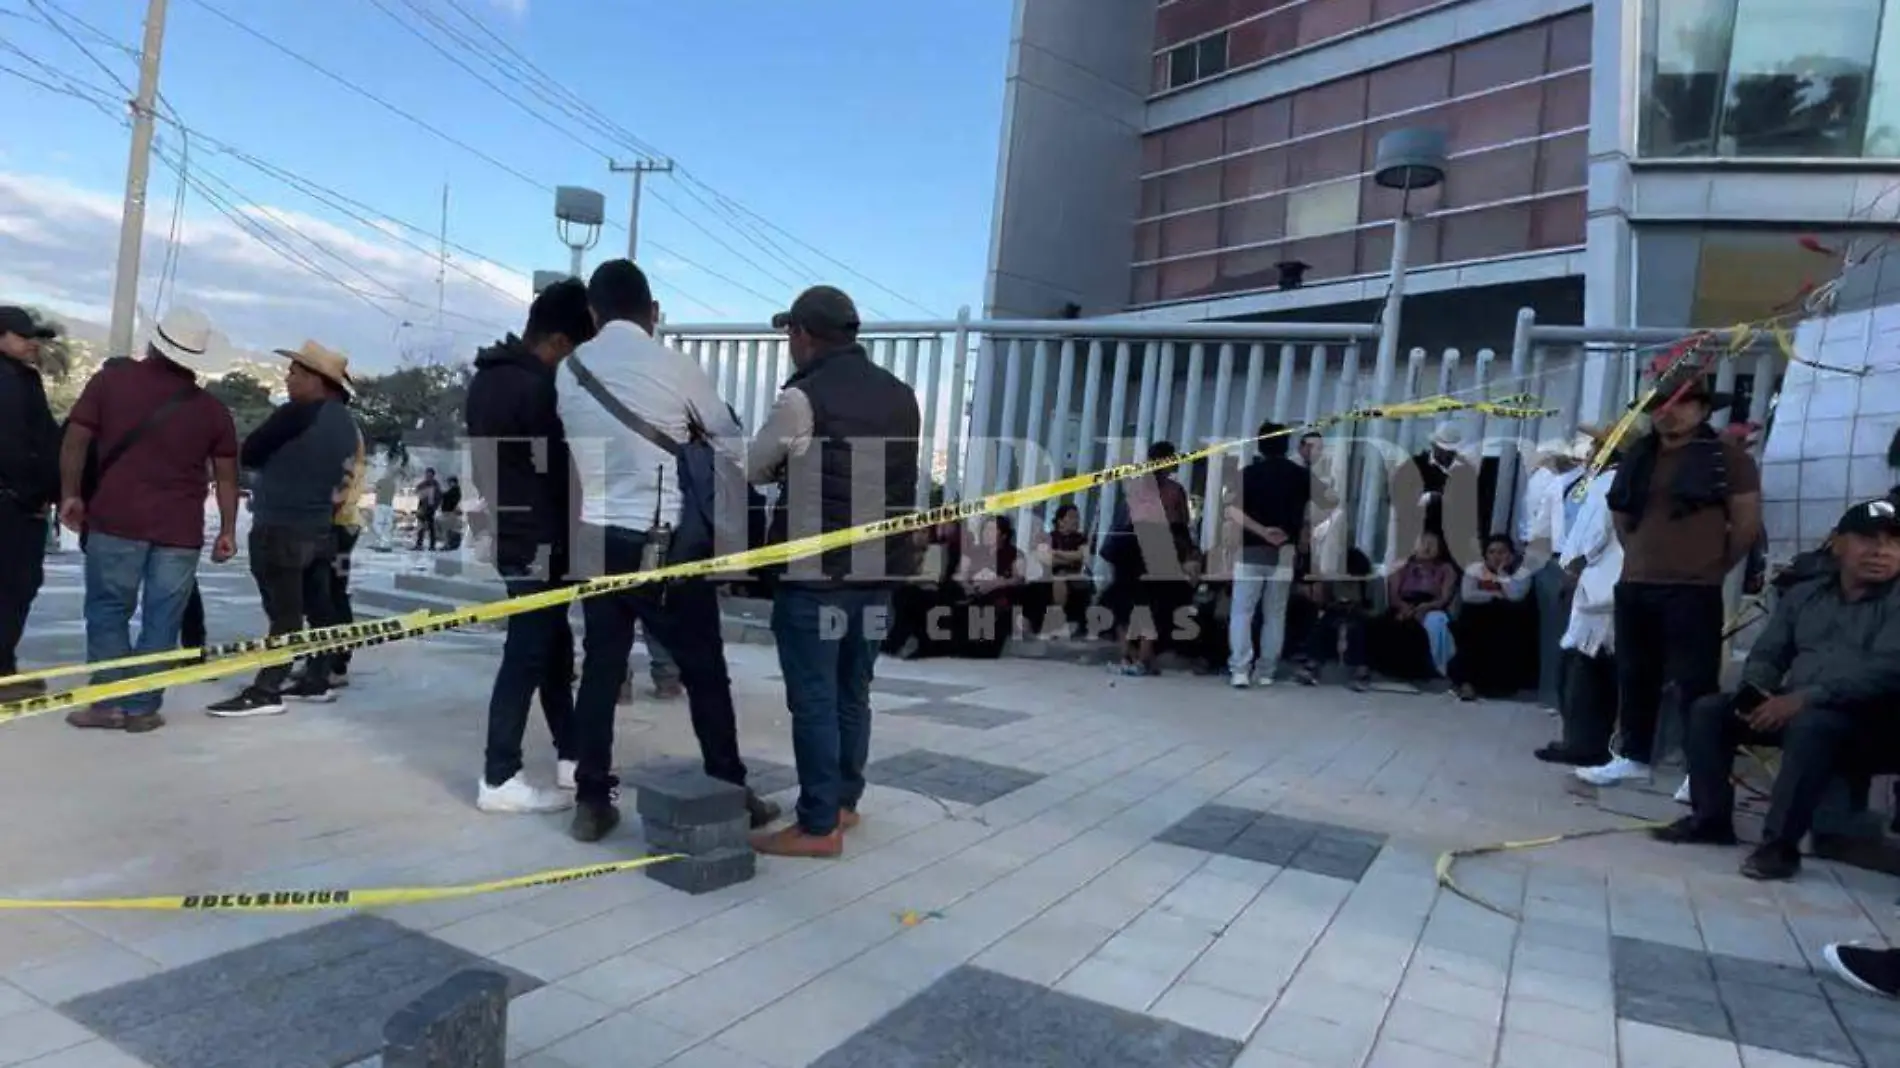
69, 356, 238, 549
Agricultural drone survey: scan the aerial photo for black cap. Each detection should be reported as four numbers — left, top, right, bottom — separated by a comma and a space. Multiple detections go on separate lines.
771, 285, 860, 334
1836, 498, 1900, 538
0, 306, 57, 340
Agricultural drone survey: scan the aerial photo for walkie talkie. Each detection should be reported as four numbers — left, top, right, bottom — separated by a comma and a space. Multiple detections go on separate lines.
642, 463, 671, 573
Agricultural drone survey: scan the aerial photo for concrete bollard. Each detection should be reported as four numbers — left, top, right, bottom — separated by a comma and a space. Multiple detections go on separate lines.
382, 969, 508, 1068
629, 759, 757, 894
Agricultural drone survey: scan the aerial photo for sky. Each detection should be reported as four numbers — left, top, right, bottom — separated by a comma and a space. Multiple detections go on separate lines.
0, 0, 1012, 370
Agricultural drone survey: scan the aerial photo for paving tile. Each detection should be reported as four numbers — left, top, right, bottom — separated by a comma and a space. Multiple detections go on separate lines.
506, 985, 616, 1056
1495, 1030, 1619, 1068
864, 750, 1044, 807
870, 678, 983, 701
7, 945, 163, 1005
1057, 958, 1174, 1014
1152, 805, 1387, 884
1728, 1005, 1859, 1067
1615, 984, 1734, 1042
542, 1008, 696, 1068
11, 1039, 153, 1067
1248, 1007, 1378, 1068
1365, 1036, 1488, 1068
716, 971, 911, 1068
1397, 970, 1505, 1025
1739, 1047, 1857, 1068
970, 914, 1116, 987
1615, 935, 1716, 991
1381, 998, 1497, 1061
1155, 805, 1261, 855
559, 953, 691, 1009
58, 916, 540, 1068
1505, 996, 1616, 1054
878, 700, 1029, 731
0, 1006, 94, 1066
1619, 1019, 1746, 1067
1150, 981, 1269, 1042
659, 1043, 776, 1068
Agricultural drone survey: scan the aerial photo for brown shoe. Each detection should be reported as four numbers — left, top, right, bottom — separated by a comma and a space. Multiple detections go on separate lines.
839, 809, 861, 832
122, 713, 165, 734
65, 705, 126, 730
751, 824, 843, 859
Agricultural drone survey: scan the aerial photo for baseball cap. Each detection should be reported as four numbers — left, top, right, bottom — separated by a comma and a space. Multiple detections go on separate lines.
1835, 498, 1900, 538
0, 306, 57, 340
771, 285, 861, 334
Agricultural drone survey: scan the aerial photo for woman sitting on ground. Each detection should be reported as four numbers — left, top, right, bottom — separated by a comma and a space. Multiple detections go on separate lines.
883, 522, 962, 658
1366, 530, 1460, 683
1448, 534, 1536, 701
947, 514, 1027, 658
1025, 503, 1093, 635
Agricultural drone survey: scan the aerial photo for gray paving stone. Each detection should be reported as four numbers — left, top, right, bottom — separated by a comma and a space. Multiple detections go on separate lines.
1729, 1002, 1860, 1066
872, 678, 985, 700
59, 916, 540, 1068
1711, 953, 1828, 996
865, 751, 1044, 807
1612, 935, 1715, 991
1154, 805, 1388, 883
880, 700, 1030, 730
628, 761, 747, 826
644, 847, 755, 895
642, 814, 752, 855
810, 965, 1241, 1068
1614, 985, 1733, 1041
741, 759, 798, 798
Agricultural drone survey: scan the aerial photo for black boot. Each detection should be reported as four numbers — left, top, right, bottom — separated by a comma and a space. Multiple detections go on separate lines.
570, 799, 621, 843
1649, 817, 1738, 846
1741, 841, 1801, 881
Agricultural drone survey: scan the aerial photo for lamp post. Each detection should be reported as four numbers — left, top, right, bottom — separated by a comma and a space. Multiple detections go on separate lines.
1358, 128, 1447, 559
554, 186, 605, 280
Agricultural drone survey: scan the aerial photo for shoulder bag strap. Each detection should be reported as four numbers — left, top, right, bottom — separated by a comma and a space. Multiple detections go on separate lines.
564, 356, 682, 459
92, 378, 200, 490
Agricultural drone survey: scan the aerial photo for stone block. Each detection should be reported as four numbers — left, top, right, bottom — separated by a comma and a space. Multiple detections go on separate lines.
381, 969, 508, 1068
642, 814, 751, 855
629, 761, 747, 827
644, 847, 755, 895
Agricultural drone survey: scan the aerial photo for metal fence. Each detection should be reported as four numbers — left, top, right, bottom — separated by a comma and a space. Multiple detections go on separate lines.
660, 307, 1779, 565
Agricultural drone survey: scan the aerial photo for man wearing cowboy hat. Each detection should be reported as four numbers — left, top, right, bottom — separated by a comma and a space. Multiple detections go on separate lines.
1522, 431, 1591, 712
59, 307, 241, 733
1390, 420, 1482, 568
1575, 370, 1762, 789
208, 341, 362, 718
0, 306, 62, 702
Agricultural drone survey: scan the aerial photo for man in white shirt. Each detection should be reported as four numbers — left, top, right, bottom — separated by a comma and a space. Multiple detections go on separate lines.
1521, 437, 1585, 712
554, 259, 778, 842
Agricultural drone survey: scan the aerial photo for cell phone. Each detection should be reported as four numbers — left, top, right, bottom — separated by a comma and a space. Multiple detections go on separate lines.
1734, 685, 1770, 716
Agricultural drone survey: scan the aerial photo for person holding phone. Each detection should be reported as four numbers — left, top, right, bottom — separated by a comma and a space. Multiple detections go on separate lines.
1650, 499, 1900, 881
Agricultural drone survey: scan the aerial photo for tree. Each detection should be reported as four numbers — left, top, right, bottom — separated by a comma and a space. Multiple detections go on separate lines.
351, 360, 471, 462
204, 371, 276, 440
26, 309, 99, 420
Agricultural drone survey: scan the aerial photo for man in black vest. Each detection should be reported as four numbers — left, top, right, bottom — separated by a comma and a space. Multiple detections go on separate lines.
747, 286, 920, 858
0, 307, 61, 701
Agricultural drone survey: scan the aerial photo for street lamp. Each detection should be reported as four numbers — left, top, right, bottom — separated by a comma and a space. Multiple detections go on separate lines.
554, 185, 605, 281
1359, 128, 1447, 560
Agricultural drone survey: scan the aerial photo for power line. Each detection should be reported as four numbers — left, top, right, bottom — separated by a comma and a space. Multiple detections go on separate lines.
22, 0, 130, 95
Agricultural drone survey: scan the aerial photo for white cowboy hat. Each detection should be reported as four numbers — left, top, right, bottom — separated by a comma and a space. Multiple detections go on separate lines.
1429, 421, 1464, 449
143, 307, 216, 367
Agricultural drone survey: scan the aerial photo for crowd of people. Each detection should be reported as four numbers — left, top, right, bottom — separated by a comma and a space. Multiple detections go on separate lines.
3, 292, 1899, 911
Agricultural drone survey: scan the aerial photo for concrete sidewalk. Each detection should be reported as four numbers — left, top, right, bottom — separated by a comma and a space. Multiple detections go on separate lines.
0, 610, 1896, 1067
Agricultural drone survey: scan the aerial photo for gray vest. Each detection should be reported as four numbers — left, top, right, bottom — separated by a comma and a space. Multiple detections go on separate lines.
252, 400, 359, 532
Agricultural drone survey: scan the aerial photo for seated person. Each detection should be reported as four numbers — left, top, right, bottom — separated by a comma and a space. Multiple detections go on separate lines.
1651, 498, 1900, 882
951, 514, 1027, 657
1023, 503, 1093, 635
883, 522, 961, 658
1448, 534, 1536, 701
1366, 531, 1459, 682
1293, 547, 1375, 690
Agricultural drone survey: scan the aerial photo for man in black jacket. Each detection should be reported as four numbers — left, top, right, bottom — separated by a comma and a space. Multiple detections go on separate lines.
746, 286, 920, 858
464, 280, 592, 815
0, 307, 60, 700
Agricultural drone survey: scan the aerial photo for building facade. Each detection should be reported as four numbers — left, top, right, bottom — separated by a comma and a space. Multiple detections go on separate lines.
985, 0, 1900, 417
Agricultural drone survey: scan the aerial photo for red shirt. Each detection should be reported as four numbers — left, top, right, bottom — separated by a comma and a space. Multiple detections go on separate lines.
70, 356, 238, 549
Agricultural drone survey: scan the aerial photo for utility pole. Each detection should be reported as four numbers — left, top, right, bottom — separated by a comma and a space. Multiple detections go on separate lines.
107, 0, 170, 358
435, 183, 449, 336
608, 158, 673, 260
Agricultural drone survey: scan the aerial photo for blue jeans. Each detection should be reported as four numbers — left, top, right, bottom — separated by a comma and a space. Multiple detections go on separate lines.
84, 531, 200, 716
771, 585, 889, 836
1420, 609, 1455, 677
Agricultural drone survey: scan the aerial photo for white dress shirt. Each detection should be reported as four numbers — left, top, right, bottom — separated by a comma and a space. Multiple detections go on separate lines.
555, 320, 743, 530
1558, 467, 1622, 657
1520, 465, 1557, 545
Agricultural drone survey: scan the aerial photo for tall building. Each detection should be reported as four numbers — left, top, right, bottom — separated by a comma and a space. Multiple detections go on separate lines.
985, 0, 1900, 381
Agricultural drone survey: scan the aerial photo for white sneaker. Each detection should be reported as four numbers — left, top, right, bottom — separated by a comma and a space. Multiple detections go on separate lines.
1229, 672, 1251, 689
477, 774, 574, 814
1674, 777, 1692, 805
1574, 757, 1653, 786
556, 760, 577, 792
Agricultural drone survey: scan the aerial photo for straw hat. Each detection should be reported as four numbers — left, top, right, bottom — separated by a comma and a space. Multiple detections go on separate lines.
1429, 421, 1464, 449
274, 340, 353, 396
1565, 423, 1614, 461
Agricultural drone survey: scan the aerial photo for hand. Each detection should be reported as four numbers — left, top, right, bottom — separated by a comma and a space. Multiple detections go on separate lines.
1264, 527, 1288, 546
212, 533, 237, 563
58, 496, 85, 533
1395, 604, 1415, 621
1746, 691, 1805, 732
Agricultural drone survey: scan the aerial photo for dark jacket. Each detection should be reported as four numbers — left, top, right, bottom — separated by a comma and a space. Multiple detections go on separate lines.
768, 343, 921, 583
1743, 572, 1900, 709
1236, 453, 1312, 565
242, 398, 360, 533
0, 355, 60, 514
465, 337, 572, 576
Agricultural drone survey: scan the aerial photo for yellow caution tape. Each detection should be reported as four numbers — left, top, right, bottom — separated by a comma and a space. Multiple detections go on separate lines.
0, 854, 683, 912
1434, 822, 1666, 920
0, 394, 1551, 723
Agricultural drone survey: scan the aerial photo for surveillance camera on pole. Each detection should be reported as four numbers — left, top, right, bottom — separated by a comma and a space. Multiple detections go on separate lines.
554, 185, 605, 280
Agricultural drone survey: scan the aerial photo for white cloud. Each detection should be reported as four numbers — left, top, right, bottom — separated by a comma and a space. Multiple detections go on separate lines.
487, 0, 529, 15
0, 170, 531, 371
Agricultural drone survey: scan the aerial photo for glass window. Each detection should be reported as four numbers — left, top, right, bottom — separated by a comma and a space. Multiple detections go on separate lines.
1166, 30, 1233, 90
1287, 128, 1364, 187
1158, 257, 1219, 301
1448, 82, 1544, 153
1546, 10, 1592, 71
1690, 229, 1834, 324
1531, 194, 1586, 249
1156, 0, 1241, 49
1641, 0, 1736, 156
1161, 118, 1224, 169
1159, 165, 1223, 214
1367, 51, 1452, 119
1534, 131, 1587, 193
1221, 98, 1291, 154
1286, 179, 1361, 239
1440, 203, 1532, 262
1219, 196, 1289, 247
1197, 33, 1232, 80
1291, 75, 1368, 137
1442, 142, 1537, 209
1221, 148, 1288, 201
1541, 70, 1590, 132
1453, 23, 1549, 97
1869, 7, 1900, 156
1161, 210, 1222, 258
1230, 9, 1300, 67
1719, 0, 1882, 157
1169, 43, 1200, 89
